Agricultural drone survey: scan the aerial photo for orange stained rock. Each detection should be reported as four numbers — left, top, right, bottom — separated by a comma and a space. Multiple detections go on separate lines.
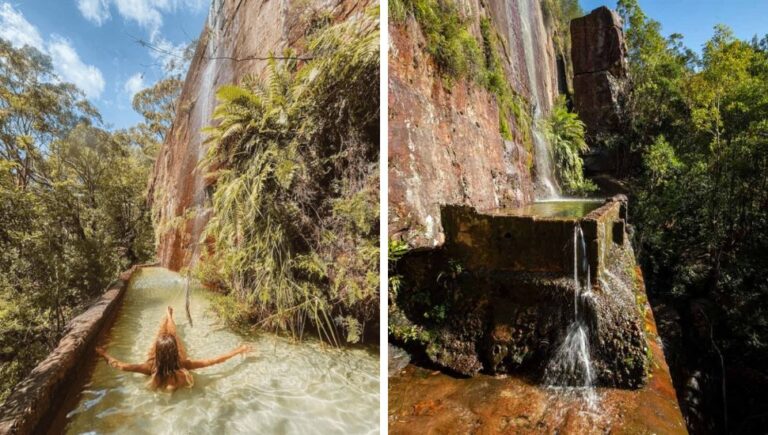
389, 268, 687, 435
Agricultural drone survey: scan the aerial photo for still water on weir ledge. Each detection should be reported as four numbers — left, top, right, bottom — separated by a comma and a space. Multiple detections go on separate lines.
64, 267, 379, 434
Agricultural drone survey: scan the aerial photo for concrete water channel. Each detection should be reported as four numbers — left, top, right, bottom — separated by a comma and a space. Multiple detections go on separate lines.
1, 268, 379, 434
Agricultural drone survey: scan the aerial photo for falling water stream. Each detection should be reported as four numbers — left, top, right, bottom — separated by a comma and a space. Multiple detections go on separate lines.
516, 0, 560, 199
515, 0, 599, 402
183, 2, 224, 328
543, 224, 598, 407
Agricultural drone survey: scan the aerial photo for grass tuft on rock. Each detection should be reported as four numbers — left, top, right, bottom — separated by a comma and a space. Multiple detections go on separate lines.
392, 0, 533, 152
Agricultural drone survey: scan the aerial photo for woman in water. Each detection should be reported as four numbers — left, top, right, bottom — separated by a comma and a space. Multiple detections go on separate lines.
95, 306, 251, 391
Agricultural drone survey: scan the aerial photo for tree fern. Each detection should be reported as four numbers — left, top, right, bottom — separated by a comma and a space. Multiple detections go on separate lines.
542, 97, 597, 196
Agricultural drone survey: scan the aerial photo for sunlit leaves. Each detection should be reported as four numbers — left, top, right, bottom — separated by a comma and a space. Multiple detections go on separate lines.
199, 10, 379, 344
542, 96, 595, 196
623, 3, 768, 368
0, 38, 159, 402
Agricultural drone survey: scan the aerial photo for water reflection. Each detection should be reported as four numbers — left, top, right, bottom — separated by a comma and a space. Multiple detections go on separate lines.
499, 200, 603, 219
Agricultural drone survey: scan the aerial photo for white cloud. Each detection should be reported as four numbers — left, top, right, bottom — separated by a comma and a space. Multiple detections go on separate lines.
48, 36, 106, 99
0, 3, 44, 50
0, 4, 106, 100
124, 72, 144, 101
77, 0, 205, 36
113, 0, 165, 34
75, 0, 202, 80
77, 0, 110, 26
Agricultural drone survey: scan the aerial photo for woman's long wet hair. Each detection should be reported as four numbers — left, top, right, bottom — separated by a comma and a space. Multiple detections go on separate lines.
150, 334, 181, 387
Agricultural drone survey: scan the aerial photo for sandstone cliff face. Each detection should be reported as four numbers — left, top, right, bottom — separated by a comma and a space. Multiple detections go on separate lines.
388, 0, 561, 248
149, 0, 373, 271
571, 6, 629, 139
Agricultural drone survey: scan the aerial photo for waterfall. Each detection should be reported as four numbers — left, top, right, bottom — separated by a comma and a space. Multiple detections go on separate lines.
516, 0, 560, 199
185, 1, 224, 325
544, 223, 597, 407
184, 274, 194, 327
189, 5, 221, 266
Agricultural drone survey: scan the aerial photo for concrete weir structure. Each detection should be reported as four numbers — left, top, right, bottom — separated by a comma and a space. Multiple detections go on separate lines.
441, 196, 629, 285
389, 196, 688, 431
391, 196, 649, 387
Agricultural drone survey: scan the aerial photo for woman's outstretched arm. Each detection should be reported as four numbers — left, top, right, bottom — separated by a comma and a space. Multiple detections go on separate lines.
96, 347, 152, 375
183, 344, 252, 370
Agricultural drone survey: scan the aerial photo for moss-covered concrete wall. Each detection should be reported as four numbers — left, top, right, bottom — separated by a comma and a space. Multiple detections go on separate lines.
441, 198, 627, 284
390, 196, 647, 387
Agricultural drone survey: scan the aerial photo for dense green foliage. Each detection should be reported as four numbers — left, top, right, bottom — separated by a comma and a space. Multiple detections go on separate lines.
198, 12, 379, 344
610, 0, 768, 430
542, 96, 595, 195
0, 40, 163, 402
612, 1, 693, 164
391, 0, 481, 81
131, 77, 184, 153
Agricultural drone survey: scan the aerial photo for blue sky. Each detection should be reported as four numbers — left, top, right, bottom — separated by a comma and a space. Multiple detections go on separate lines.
0, 1, 208, 130
2, 1, 766, 130
581, 0, 768, 53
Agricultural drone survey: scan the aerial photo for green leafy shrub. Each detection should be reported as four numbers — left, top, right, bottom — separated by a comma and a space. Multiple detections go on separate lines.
391, 0, 482, 82
541, 97, 596, 195
606, 3, 768, 429
541, 0, 583, 81
388, 239, 410, 299
199, 12, 379, 344
0, 39, 157, 402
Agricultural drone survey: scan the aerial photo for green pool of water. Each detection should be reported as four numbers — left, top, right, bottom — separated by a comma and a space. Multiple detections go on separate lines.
499, 200, 603, 219
64, 267, 379, 434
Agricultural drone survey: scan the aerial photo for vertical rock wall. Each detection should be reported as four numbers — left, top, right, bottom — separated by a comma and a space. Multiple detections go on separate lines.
388, 0, 561, 248
570, 6, 629, 139
149, 0, 374, 271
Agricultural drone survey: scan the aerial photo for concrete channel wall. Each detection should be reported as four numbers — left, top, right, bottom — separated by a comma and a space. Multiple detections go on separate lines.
441, 196, 628, 284
0, 266, 142, 435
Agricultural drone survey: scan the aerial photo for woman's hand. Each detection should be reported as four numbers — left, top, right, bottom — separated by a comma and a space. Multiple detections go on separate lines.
185, 344, 254, 369
96, 346, 119, 367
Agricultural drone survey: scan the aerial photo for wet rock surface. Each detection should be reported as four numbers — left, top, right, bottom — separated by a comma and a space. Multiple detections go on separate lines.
388, 0, 563, 248
392, 250, 648, 388
389, 344, 411, 377
150, 0, 374, 271
389, 290, 687, 434
390, 200, 648, 388
570, 6, 629, 140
